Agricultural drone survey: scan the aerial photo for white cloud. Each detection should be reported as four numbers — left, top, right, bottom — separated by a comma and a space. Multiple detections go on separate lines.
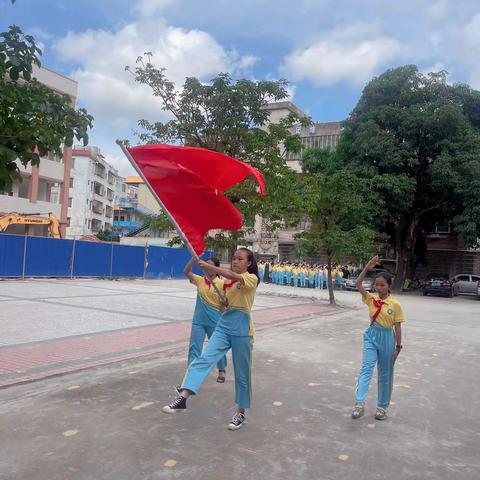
426, 0, 449, 20
53, 13, 258, 176
285, 84, 296, 101
420, 62, 448, 76
136, 0, 176, 17
53, 19, 256, 156
458, 13, 480, 88
280, 23, 401, 87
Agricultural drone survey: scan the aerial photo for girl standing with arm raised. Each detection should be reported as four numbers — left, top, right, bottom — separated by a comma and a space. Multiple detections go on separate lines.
352, 255, 404, 421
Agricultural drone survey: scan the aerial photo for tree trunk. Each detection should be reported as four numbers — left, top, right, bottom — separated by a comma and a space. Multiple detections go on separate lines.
326, 254, 335, 305
393, 218, 420, 291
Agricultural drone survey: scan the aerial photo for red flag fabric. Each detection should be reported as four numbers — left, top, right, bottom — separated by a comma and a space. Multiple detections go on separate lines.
126, 144, 265, 255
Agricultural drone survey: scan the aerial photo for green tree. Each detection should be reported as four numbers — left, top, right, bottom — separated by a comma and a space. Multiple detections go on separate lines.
95, 229, 118, 242
126, 54, 307, 253
338, 65, 480, 288
296, 148, 375, 304
0, 25, 93, 190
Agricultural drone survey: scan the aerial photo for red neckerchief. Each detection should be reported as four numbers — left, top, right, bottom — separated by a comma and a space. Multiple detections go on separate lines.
204, 277, 211, 289
223, 279, 238, 291
370, 298, 386, 326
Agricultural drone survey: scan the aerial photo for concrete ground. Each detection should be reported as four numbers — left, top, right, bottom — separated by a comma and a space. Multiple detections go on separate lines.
1, 279, 479, 479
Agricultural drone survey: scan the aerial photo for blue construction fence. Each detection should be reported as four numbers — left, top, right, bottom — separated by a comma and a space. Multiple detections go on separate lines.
0, 233, 212, 279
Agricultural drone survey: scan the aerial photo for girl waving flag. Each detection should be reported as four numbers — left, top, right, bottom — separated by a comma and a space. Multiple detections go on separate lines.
163, 248, 259, 430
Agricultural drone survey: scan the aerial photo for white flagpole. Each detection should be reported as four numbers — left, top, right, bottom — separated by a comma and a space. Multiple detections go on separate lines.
116, 140, 227, 306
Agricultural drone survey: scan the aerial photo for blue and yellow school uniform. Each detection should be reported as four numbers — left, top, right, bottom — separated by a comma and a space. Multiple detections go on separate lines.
292, 268, 299, 287
355, 292, 405, 409
285, 265, 292, 286
182, 272, 258, 408
258, 263, 265, 282
300, 267, 307, 287
187, 274, 227, 371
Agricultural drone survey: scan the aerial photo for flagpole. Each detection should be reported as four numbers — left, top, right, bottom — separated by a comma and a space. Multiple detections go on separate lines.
116, 140, 227, 306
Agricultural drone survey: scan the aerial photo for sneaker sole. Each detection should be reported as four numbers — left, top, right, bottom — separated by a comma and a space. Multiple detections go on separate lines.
162, 407, 187, 414
227, 423, 244, 431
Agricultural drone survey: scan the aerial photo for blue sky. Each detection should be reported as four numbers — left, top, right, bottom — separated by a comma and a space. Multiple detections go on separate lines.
2, 0, 480, 175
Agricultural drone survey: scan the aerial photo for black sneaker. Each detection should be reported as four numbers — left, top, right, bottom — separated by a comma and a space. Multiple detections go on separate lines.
162, 395, 187, 414
227, 412, 246, 430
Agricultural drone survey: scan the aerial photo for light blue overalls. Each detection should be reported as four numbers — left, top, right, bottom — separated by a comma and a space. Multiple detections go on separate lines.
188, 284, 227, 372
182, 277, 256, 409
354, 301, 396, 409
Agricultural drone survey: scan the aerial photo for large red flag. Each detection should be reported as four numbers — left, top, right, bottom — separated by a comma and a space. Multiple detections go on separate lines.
126, 144, 265, 255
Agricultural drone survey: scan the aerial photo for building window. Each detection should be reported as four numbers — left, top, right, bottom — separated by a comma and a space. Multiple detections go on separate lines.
68, 197, 72, 207
66, 217, 71, 227
69, 178, 74, 188
71, 158, 75, 169
295, 125, 301, 134
38, 179, 60, 203
18, 176, 30, 198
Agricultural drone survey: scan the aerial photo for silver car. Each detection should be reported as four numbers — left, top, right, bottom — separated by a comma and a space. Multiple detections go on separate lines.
345, 269, 388, 292
452, 274, 480, 298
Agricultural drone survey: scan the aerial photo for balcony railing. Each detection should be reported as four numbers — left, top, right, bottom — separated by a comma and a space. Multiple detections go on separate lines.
113, 220, 142, 229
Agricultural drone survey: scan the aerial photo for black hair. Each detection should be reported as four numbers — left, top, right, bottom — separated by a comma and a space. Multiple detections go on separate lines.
206, 256, 220, 267
237, 247, 260, 285
374, 271, 393, 291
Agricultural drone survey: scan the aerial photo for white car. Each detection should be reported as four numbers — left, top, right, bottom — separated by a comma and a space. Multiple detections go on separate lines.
452, 274, 480, 298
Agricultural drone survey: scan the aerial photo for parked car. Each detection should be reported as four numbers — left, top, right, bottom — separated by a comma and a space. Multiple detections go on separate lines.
423, 273, 457, 297
345, 269, 388, 292
452, 274, 480, 298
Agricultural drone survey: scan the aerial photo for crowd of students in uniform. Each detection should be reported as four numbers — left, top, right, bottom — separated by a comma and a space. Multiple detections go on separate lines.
257, 260, 358, 289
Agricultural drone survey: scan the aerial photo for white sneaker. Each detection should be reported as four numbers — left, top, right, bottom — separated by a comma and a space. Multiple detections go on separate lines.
375, 407, 387, 420
227, 412, 246, 430
162, 395, 187, 414
351, 404, 365, 419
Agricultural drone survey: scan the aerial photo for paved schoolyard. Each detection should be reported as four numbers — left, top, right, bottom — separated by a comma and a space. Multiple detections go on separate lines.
0, 279, 479, 479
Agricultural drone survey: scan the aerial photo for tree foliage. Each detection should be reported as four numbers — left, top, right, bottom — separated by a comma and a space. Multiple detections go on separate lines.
126, 54, 307, 252
0, 25, 93, 190
296, 148, 375, 303
337, 65, 480, 287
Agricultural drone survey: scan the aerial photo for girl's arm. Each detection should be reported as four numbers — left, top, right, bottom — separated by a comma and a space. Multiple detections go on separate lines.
356, 255, 379, 297
183, 258, 195, 281
393, 323, 402, 362
197, 259, 245, 283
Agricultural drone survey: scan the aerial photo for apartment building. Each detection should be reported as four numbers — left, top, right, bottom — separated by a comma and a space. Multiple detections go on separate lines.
248, 102, 342, 259
113, 176, 159, 236
66, 145, 120, 238
0, 67, 77, 237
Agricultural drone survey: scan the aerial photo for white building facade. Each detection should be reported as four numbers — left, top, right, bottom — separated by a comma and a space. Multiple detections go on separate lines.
66, 146, 120, 238
0, 66, 78, 237
247, 102, 342, 260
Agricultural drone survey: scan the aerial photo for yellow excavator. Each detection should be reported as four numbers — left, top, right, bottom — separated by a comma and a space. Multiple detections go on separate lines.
0, 212, 62, 238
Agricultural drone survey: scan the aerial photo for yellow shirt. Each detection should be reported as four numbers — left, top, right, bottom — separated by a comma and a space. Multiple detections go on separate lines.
362, 292, 405, 328
224, 272, 258, 313
221, 272, 258, 336
190, 274, 224, 309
